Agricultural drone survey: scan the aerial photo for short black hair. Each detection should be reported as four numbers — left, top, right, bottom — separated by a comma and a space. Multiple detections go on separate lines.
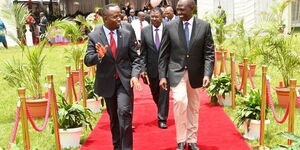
151, 7, 163, 15
102, 3, 119, 16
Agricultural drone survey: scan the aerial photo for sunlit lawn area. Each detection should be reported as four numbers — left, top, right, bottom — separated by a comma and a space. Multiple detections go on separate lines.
0, 45, 102, 149
1, 39, 300, 149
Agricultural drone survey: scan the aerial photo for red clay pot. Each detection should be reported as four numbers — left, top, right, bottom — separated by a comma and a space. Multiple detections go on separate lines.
275, 87, 300, 108
26, 98, 50, 118
72, 70, 88, 83
238, 63, 256, 77
215, 50, 228, 61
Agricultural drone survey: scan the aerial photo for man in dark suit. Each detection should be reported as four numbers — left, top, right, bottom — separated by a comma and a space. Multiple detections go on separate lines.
159, 0, 215, 150
84, 4, 141, 150
140, 7, 169, 129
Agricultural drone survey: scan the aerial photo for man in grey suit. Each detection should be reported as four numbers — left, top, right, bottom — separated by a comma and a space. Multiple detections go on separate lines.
84, 4, 141, 150
140, 7, 169, 129
159, 0, 215, 150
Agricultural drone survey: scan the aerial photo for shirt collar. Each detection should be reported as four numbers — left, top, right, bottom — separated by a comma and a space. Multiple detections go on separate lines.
103, 25, 117, 35
152, 23, 163, 31
183, 17, 194, 26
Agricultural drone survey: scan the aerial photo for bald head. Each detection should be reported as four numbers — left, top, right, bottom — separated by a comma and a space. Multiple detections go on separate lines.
138, 11, 145, 21
178, 0, 195, 10
165, 6, 175, 20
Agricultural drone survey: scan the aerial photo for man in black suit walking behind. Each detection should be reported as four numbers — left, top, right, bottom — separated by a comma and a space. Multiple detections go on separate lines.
159, 0, 215, 150
84, 4, 141, 150
140, 7, 169, 129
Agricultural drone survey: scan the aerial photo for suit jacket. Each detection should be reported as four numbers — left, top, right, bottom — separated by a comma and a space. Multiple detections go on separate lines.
120, 21, 136, 41
140, 25, 166, 78
84, 25, 141, 98
159, 18, 215, 88
128, 16, 137, 23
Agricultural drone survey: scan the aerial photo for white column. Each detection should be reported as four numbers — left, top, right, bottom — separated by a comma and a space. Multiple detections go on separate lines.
283, 1, 292, 33
25, 25, 33, 46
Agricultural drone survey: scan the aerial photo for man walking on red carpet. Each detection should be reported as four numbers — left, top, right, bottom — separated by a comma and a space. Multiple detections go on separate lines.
140, 7, 170, 129
158, 0, 215, 150
84, 4, 141, 150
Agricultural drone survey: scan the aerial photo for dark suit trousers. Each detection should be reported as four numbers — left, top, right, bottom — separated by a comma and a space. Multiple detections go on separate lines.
148, 76, 169, 122
104, 78, 133, 150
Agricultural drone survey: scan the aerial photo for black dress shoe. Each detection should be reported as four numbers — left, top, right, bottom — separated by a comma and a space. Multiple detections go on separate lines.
188, 143, 199, 150
176, 142, 186, 150
158, 121, 168, 129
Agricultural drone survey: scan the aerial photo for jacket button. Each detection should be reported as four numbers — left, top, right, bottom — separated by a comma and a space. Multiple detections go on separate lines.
187, 55, 189, 58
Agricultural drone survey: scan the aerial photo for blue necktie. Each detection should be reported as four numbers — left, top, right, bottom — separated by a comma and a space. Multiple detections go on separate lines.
154, 28, 160, 50
184, 22, 190, 49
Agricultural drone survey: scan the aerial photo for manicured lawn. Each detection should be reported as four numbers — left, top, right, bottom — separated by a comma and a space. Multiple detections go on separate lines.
0, 45, 102, 149
222, 53, 300, 148
1, 42, 300, 149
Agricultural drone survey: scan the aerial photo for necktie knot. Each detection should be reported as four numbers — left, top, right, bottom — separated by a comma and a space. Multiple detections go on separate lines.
155, 28, 159, 32
184, 22, 189, 27
110, 31, 114, 36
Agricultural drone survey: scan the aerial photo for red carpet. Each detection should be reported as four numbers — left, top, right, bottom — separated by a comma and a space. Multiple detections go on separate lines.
80, 81, 250, 150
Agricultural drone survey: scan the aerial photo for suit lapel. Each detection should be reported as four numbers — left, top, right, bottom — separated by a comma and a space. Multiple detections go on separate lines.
116, 29, 123, 60
189, 18, 201, 51
177, 20, 188, 50
98, 26, 113, 58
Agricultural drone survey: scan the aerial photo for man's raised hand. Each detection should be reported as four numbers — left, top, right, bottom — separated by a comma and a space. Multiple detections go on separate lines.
96, 43, 108, 58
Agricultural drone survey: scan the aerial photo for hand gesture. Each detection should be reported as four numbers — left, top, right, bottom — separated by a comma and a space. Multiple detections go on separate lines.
202, 76, 210, 88
159, 78, 168, 90
130, 77, 141, 91
96, 43, 108, 58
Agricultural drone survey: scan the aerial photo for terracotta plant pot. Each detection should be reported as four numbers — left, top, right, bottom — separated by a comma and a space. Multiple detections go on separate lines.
26, 98, 50, 118
72, 70, 88, 83
238, 63, 256, 77
275, 87, 300, 108
215, 50, 228, 61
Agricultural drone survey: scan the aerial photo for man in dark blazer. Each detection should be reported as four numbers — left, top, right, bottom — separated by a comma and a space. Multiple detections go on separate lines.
140, 7, 169, 129
158, 0, 215, 150
84, 4, 141, 150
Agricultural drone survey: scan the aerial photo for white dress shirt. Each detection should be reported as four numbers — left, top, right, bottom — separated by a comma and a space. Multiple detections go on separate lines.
182, 17, 194, 41
152, 24, 163, 44
103, 25, 118, 47
131, 19, 149, 41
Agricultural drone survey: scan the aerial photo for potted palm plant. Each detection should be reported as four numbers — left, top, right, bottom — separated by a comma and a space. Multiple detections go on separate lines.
3, 39, 49, 118
235, 89, 269, 140
85, 76, 103, 113
47, 19, 88, 82
253, 0, 300, 108
207, 73, 232, 106
205, 11, 230, 60
58, 94, 94, 148
225, 19, 258, 76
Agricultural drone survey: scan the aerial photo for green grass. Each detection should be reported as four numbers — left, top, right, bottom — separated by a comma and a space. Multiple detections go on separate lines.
0, 45, 102, 149
1, 43, 300, 149
221, 54, 300, 149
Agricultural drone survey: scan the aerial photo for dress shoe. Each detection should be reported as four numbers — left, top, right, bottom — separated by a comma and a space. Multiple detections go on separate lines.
176, 142, 186, 150
188, 143, 199, 150
158, 121, 168, 129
